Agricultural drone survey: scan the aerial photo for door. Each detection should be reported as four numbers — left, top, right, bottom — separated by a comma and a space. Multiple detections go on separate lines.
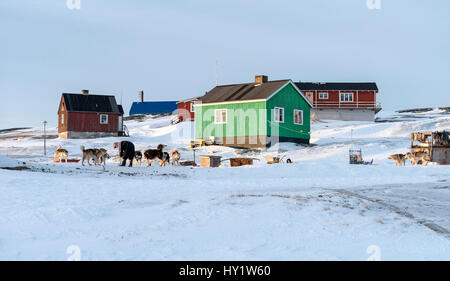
118, 116, 123, 131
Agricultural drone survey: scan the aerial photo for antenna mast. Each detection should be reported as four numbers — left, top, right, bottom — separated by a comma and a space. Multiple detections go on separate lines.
216, 59, 219, 86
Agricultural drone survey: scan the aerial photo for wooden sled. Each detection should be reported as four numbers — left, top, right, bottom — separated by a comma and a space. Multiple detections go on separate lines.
51, 158, 80, 163
263, 155, 286, 164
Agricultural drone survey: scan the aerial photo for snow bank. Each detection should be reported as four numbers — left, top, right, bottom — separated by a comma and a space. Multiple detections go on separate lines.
0, 155, 22, 167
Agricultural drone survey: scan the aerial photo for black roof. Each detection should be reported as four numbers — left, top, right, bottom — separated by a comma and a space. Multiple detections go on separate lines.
118, 105, 124, 115
200, 80, 290, 103
62, 93, 122, 114
295, 82, 378, 91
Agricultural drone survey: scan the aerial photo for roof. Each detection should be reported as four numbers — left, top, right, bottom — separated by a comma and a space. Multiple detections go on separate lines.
200, 80, 290, 104
295, 82, 378, 91
62, 93, 122, 114
118, 105, 124, 115
129, 101, 178, 115
177, 96, 201, 104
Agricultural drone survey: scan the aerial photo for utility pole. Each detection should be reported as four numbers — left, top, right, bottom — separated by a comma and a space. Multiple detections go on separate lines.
43, 120, 47, 156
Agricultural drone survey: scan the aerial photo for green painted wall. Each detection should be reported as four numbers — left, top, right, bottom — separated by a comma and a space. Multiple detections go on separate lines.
266, 83, 311, 140
195, 101, 267, 139
194, 82, 311, 141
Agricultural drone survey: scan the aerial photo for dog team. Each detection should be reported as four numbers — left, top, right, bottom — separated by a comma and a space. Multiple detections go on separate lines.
55, 141, 181, 167
388, 151, 430, 166
57, 142, 432, 167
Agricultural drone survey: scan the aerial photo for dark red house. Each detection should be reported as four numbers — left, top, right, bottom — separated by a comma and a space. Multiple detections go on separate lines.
173, 97, 200, 124
57, 90, 125, 139
295, 82, 380, 121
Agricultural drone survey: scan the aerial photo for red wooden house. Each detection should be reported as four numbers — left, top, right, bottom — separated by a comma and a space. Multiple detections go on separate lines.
173, 97, 200, 124
57, 90, 125, 139
295, 82, 380, 121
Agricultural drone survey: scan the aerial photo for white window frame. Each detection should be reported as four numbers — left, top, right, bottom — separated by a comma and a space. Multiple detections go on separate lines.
318, 92, 329, 99
100, 114, 108, 124
214, 109, 227, 124
293, 110, 303, 125
274, 107, 284, 123
190, 103, 194, 112
340, 92, 354, 102
61, 113, 64, 125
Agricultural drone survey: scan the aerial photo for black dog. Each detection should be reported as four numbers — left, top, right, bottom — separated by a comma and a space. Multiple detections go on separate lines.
134, 151, 143, 166
114, 141, 135, 167
144, 144, 165, 167
160, 152, 170, 166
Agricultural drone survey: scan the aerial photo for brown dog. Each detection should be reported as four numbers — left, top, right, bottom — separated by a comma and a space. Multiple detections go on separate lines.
388, 154, 406, 166
406, 152, 430, 166
144, 144, 165, 167
80, 146, 98, 166
54, 145, 68, 163
95, 148, 109, 166
171, 149, 181, 165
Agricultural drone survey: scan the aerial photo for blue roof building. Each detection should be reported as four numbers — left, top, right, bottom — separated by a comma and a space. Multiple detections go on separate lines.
129, 101, 178, 115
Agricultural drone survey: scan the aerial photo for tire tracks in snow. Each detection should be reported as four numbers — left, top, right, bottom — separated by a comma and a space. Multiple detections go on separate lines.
330, 188, 450, 239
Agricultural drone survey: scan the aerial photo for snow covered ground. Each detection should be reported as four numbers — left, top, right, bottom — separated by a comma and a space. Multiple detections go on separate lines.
0, 110, 450, 260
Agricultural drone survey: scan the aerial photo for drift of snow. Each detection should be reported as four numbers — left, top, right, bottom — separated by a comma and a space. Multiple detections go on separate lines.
0, 110, 449, 261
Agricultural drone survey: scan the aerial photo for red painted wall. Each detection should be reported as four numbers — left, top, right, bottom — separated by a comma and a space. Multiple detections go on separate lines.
302, 90, 377, 108
177, 101, 195, 122
67, 112, 120, 133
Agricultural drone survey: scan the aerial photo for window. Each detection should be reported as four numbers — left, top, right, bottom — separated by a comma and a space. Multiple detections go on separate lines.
190, 103, 194, 112
294, 110, 303, 125
100, 114, 108, 124
319, 92, 328, 99
340, 92, 354, 102
214, 109, 227, 124
61, 114, 64, 125
274, 107, 284, 123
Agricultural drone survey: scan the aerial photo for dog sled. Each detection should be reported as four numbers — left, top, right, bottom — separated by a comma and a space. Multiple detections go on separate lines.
263, 155, 288, 164
349, 149, 373, 165
51, 158, 80, 163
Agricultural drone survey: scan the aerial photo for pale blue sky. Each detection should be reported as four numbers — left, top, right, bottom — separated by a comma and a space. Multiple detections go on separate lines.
1, 0, 449, 129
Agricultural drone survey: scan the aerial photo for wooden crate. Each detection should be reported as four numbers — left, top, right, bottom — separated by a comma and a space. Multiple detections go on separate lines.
200, 156, 222, 167
230, 158, 253, 167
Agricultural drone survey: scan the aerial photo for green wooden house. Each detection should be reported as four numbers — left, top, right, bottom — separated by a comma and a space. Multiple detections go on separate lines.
194, 75, 312, 148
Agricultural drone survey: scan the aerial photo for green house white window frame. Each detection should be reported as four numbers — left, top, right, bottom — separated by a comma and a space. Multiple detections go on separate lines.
293, 109, 303, 125
340, 92, 354, 102
274, 107, 284, 123
214, 109, 227, 124
100, 114, 108, 124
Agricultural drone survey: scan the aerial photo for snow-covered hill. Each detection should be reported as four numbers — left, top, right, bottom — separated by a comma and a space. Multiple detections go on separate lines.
0, 110, 449, 260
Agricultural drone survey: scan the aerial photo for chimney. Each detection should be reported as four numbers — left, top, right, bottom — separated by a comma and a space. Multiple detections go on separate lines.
139, 90, 144, 103
81, 89, 89, 95
255, 75, 268, 85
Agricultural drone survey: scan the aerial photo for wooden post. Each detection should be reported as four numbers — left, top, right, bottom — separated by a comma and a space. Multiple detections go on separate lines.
43, 120, 48, 156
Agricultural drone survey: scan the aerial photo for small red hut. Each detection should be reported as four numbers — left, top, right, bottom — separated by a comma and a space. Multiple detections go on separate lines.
57, 90, 124, 139
173, 97, 200, 124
